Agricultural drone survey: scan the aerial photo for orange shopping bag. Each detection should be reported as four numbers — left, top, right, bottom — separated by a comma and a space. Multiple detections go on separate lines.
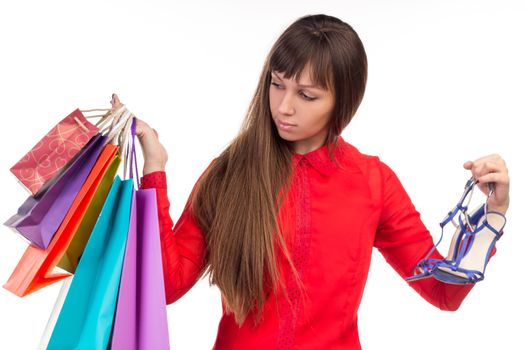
57, 153, 121, 273
3, 143, 119, 297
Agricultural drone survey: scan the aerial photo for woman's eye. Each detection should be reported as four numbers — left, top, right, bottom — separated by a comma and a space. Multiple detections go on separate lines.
271, 81, 316, 101
300, 92, 316, 101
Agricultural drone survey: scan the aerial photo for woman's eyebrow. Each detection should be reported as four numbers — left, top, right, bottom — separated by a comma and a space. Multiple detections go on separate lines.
271, 72, 319, 89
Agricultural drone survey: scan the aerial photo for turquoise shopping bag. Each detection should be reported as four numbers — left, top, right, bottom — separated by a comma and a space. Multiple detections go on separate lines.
46, 175, 133, 350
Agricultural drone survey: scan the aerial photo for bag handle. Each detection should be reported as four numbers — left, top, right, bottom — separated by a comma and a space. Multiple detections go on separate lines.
129, 117, 140, 188
119, 113, 134, 178
80, 108, 114, 130
107, 109, 131, 143
119, 115, 140, 187
84, 94, 140, 182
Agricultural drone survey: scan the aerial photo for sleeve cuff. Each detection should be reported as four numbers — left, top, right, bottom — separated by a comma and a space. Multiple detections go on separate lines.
140, 171, 167, 189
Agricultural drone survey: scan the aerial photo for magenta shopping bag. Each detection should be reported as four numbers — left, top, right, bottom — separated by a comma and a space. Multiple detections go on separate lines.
111, 119, 170, 350
111, 188, 170, 350
4, 133, 107, 249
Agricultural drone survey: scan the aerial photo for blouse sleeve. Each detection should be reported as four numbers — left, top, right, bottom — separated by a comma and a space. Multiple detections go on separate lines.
140, 170, 207, 305
373, 160, 496, 311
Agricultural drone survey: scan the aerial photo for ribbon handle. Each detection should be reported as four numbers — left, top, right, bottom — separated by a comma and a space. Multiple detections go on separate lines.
128, 117, 140, 189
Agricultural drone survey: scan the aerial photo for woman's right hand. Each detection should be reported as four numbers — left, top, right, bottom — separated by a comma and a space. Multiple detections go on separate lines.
111, 94, 168, 175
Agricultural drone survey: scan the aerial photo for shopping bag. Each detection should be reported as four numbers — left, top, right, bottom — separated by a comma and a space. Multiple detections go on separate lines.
110, 188, 170, 350
46, 176, 133, 350
3, 143, 119, 297
4, 133, 107, 249
10, 109, 98, 195
55, 104, 132, 272
57, 154, 121, 273
110, 116, 170, 349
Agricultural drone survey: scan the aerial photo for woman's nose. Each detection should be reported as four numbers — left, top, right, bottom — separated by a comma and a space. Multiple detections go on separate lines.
278, 92, 295, 115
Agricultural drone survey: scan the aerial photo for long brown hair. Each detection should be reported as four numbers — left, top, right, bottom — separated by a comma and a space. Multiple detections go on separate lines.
189, 14, 368, 326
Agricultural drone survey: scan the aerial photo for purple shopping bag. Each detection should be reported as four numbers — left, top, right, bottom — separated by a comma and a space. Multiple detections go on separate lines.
4, 133, 107, 249
111, 188, 170, 350
111, 117, 170, 349
110, 188, 170, 350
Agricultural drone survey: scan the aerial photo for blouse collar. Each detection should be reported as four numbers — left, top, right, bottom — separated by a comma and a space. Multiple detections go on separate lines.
291, 135, 346, 176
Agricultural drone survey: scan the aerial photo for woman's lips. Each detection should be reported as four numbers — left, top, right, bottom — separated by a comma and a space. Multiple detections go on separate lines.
276, 119, 296, 131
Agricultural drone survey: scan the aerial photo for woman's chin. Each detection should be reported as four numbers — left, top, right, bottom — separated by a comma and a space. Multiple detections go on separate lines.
276, 129, 300, 141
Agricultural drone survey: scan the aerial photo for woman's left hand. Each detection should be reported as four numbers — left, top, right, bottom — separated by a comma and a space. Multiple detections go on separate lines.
463, 154, 510, 214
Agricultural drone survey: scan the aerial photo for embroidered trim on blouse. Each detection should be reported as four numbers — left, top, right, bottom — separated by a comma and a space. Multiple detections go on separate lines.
276, 157, 312, 349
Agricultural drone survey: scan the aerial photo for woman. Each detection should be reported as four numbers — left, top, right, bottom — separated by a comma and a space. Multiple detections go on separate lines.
123, 13, 510, 349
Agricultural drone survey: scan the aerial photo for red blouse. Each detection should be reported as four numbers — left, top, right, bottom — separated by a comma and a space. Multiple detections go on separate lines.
140, 135, 480, 350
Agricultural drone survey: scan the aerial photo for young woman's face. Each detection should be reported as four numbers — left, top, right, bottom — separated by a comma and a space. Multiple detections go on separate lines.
269, 63, 335, 154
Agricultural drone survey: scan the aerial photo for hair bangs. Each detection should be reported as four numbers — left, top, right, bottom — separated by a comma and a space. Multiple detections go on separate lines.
269, 35, 333, 92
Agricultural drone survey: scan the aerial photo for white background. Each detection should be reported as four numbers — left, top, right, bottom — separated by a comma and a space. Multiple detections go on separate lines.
1, 0, 524, 349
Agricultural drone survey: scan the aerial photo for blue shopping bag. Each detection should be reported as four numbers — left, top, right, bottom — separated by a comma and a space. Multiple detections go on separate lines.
46, 175, 133, 350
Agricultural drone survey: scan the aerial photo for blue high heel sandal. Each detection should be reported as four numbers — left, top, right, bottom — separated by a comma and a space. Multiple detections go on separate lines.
406, 177, 506, 284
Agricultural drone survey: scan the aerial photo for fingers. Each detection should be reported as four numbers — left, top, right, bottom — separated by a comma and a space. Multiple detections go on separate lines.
464, 154, 507, 180
108, 94, 160, 141
111, 93, 122, 108
135, 119, 158, 141
135, 119, 148, 138
463, 154, 510, 209
463, 160, 474, 169
467, 154, 506, 169
477, 171, 510, 186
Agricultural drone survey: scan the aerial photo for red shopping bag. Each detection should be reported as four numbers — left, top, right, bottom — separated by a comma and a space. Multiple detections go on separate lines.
9, 109, 98, 195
